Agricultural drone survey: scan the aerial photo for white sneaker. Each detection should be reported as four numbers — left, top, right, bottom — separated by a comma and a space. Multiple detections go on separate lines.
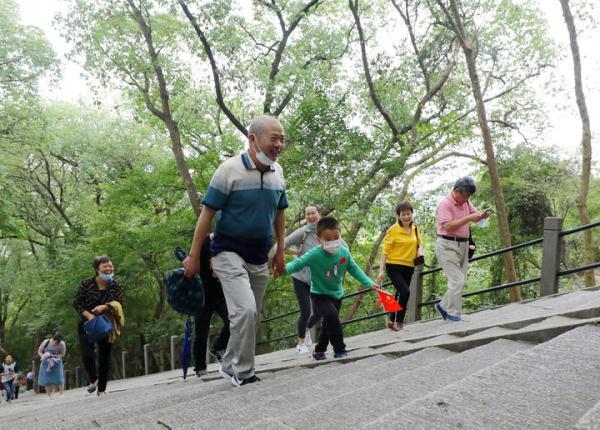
296, 343, 309, 353
304, 330, 312, 347
219, 366, 233, 383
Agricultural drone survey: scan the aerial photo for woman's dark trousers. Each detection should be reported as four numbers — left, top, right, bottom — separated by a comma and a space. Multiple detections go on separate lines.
293, 278, 312, 338
78, 321, 113, 392
386, 263, 414, 324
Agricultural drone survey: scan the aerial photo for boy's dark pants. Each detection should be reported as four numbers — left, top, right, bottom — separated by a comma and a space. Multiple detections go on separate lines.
311, 293, 346, 354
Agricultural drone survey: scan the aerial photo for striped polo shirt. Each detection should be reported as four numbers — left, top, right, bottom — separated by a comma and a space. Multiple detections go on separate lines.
202, 152, 288, 264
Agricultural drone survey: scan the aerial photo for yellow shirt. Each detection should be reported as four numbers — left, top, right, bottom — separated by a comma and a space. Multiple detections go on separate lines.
382, 223, 422, 267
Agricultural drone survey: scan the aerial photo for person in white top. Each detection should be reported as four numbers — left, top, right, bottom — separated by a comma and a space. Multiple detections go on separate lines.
0, 355, 19, 402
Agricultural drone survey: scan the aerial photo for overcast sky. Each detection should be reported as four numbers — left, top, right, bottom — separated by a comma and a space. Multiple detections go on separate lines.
14, 0, 600, 165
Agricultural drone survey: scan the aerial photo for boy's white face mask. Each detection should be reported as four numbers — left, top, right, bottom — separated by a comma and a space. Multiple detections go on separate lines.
322, 239, 341, 254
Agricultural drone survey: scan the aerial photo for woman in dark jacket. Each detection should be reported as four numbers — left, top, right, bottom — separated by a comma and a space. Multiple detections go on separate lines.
73, 255, 123, 395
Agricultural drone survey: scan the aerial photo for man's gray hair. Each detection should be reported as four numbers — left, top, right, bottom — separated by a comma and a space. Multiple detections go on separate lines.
248, 116, 281, 138
453, 176, 477, 195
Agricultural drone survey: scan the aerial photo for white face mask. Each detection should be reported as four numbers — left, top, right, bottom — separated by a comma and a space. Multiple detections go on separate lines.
322, 239, 341, 254
252, 139, 275, 167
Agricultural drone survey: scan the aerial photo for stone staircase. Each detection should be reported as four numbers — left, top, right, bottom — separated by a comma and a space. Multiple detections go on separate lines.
2, 287, 600, 429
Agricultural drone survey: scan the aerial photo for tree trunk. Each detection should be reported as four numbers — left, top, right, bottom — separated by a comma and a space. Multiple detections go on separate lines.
447, 0, 521, 301
165, 122, 202, 217
560, 0, 594, 287
127, 0, 202, 216
150, 268, 167, 321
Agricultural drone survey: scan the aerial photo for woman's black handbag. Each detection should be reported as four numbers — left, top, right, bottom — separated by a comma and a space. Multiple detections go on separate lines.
413, 226, 425, 266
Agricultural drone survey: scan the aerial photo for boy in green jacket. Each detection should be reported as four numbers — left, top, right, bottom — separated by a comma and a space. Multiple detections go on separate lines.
285, 216, 378, 360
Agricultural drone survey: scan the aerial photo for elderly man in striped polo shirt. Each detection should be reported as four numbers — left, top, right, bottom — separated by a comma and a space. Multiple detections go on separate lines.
434, 177, 491, 322
183, 116, 287, 386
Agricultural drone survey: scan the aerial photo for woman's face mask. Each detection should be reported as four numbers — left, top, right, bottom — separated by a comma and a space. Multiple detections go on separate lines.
97, 261, 114, 281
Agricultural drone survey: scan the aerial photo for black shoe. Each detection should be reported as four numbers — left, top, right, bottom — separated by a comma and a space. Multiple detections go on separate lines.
195, 369, 208, 378
231, 374, 261, 387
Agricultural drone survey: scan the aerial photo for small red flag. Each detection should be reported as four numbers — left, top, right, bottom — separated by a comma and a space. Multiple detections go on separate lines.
375, 288, 403, 312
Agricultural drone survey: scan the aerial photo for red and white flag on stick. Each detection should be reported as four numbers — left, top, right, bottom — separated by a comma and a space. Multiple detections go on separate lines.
374, 288, 403, 312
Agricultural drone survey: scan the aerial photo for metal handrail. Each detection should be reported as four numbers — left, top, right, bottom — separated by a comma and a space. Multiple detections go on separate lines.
261, 281, 393, 323
558, 261, 600, 277
560, 219, 600, 237
258, 276, 544, 345
421, 237, 544, 276
258, 219, 600, 347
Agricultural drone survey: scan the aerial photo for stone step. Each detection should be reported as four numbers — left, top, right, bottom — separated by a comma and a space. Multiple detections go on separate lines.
59, 363, 343, 430
104, 355, 392, 429
6, 365, 318, 429
576, 399, 600, 430
4, 377, 233, 430
275, 338, 532, 429
116, 350, 449, 430
363, 324, 600, 429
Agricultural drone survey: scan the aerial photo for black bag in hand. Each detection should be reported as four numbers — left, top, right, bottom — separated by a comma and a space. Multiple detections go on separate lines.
165, 247, 205, 315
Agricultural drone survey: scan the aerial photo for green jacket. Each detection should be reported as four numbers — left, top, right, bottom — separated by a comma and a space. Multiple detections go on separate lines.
285, 245, 374, 299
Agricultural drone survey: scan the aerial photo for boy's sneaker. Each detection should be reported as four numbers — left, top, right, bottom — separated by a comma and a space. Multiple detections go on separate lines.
435, 303, 448, 320
231, 374, 261, 387
195, 369, 208, 378
312, 351, 327, 361
304, 330, 312, 347
209, 348, 225, 362
296, 343, 309, 353
219, 366, 233, 383
446, 313, 462, 322
333, 351, 348, 359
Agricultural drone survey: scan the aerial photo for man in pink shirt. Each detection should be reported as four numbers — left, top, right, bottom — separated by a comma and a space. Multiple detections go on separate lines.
434, 177, 491, 321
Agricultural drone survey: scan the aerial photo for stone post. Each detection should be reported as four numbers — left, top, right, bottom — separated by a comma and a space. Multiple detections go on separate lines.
406, 264, 424, 322
122, 351, 128, 379
144, 344, 150, 375
170, 336, 179, 370
540, 217, 564, 296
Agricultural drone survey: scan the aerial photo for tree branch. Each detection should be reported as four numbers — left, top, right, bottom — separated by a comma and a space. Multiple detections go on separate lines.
178, 0, 248, 136
349, 0, 400, 140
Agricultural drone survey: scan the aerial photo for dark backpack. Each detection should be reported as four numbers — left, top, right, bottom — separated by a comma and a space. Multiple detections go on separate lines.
165, 247, 205, 315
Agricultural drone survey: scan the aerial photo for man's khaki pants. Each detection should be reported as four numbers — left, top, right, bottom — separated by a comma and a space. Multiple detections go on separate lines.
211, 251, 268, 379
435, 237, 469, 316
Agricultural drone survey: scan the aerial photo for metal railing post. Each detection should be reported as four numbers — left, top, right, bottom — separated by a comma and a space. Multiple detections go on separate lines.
170, 335, 178, 370
143, 344, 150, 375
540, 217, 563, 296
75, 366, 80, 387
122, 351, 128, 379
64, 370, 70, 390
406, 264, 424, 322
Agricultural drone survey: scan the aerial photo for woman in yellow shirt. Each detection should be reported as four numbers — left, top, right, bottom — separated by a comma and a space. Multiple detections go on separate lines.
378, 202, 423, 331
